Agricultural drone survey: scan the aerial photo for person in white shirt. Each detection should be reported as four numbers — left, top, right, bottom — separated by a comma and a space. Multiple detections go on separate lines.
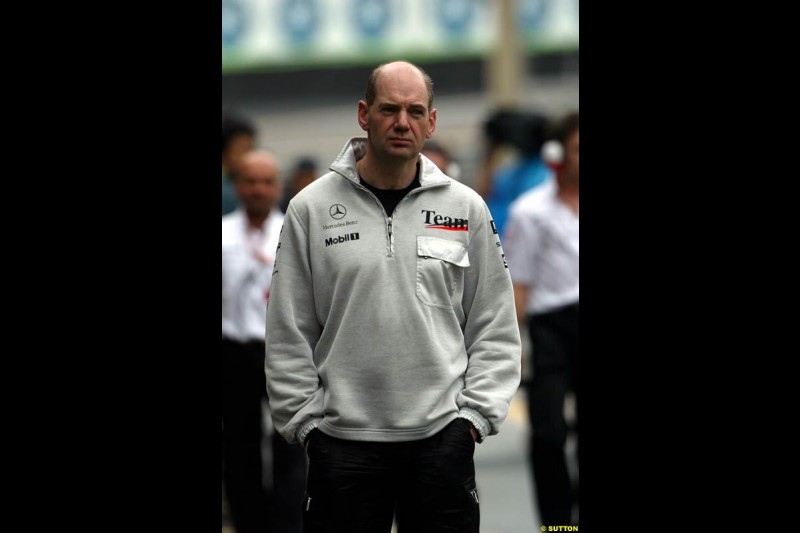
503, 112, 579, 527
222, 149, 304, 533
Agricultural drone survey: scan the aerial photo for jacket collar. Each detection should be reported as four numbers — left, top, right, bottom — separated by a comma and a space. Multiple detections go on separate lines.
330, 137, 452, 189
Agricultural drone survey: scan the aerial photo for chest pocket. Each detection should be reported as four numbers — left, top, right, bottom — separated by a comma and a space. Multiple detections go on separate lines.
416, 236, 470, 308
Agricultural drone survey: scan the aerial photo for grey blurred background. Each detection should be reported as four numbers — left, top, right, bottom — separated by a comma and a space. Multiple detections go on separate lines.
222, 0, 578, 191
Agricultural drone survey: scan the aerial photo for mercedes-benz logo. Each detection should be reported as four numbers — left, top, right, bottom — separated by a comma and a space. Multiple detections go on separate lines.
329, 204, 347, 220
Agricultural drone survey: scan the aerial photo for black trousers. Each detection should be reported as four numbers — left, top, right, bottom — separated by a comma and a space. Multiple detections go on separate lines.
222, 338, 271, 533
303, 418, 479, 533
272, 433, 308, 533
527, 302, 579, 526
222, 338, 307, 533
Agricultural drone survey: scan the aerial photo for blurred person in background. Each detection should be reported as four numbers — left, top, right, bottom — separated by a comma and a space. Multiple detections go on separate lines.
279, 156, 319, 213
421, 139, 461, 181
223, 149, 305, 533
475, 109, 552, 236
503, 111, 579, 527
264, 60, 521, 532
222, 112, 257, 216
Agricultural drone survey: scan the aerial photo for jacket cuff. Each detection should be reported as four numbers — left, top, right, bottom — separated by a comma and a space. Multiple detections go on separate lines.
296, 418, 322, 445
458, 407, 490, 443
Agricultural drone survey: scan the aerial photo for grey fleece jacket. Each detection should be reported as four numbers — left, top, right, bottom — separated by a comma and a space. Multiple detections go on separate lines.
264, 138, 521, 445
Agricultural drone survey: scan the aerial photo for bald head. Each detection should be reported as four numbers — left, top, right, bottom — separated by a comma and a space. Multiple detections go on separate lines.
365, 61, 434, 110
235, 149, 283, 220
357, 61, 438, 173
239, 149, 279, 177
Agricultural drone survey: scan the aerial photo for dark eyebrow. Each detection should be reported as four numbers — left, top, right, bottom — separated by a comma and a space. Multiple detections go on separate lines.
377, 103, 427, 114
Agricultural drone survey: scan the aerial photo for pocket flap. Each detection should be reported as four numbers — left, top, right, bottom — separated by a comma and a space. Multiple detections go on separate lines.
416, 236, 470, 267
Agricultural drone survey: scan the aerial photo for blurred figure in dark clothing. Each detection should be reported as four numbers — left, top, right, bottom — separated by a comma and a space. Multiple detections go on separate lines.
475, 109, 552, 236
222, 112, 256, 216
279, 157, 318, 213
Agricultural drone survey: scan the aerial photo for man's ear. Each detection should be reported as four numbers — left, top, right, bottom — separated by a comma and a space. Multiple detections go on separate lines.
357, 100, 369, 131
426, 108, 437, 139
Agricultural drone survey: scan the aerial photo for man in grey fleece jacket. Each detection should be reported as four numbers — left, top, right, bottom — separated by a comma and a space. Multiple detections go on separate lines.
264, 60, 521, 532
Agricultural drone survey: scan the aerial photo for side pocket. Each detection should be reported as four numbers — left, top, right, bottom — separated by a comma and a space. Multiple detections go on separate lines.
304, 427, 318, 454
302, 491, 326, 531
462, 481, 480, 533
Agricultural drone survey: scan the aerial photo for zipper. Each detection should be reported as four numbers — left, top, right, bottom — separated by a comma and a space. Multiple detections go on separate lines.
387, 216, 393, 251
352, 183, 393, 257
305, 495, 312, 511
351, 180, 445, 258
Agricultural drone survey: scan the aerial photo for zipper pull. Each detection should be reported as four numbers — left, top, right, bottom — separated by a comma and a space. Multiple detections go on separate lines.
388, 217, 393, 237
305, 495, 312, 511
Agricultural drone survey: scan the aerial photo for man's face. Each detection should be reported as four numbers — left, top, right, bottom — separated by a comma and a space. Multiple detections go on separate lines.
562, 129, 579, 182
358, 66, 436, 162
235, 158, 282, 218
